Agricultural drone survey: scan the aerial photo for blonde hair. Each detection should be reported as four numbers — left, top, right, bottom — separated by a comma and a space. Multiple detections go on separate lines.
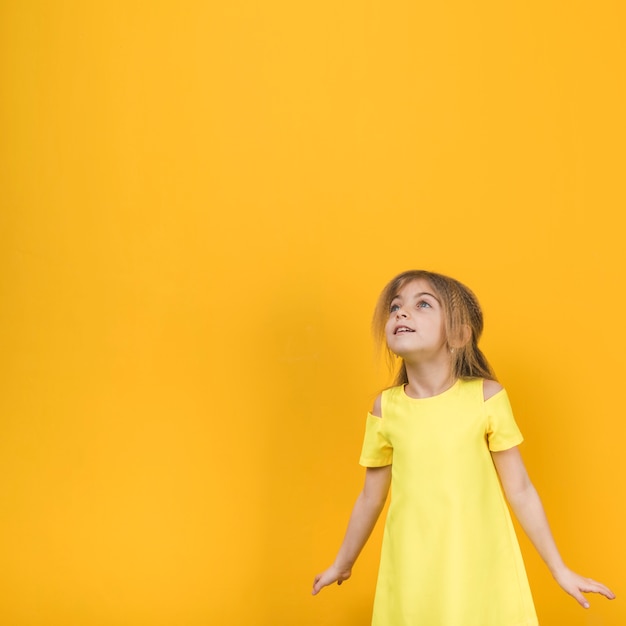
372, 270, 495, 386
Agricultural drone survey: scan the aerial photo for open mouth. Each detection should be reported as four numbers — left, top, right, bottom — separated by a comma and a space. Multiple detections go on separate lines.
395, 326, 415, 334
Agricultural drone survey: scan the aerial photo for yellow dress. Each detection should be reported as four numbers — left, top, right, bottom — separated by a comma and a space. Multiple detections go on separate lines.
359, 378, 538, 626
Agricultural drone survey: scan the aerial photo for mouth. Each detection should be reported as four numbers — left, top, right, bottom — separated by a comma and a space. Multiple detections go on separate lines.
394, 326, 415, 335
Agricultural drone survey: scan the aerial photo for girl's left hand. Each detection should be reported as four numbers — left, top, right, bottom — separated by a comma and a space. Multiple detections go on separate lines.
553, 567, 616, 608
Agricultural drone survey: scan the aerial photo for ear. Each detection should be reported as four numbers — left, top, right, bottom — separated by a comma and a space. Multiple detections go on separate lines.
448, 324, 472, 349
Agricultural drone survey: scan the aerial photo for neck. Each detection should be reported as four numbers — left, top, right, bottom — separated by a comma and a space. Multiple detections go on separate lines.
402, 361, 456, 399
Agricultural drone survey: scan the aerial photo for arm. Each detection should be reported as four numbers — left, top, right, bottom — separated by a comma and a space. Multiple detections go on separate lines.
312, 463, 391, 595
492, 446, 615, 608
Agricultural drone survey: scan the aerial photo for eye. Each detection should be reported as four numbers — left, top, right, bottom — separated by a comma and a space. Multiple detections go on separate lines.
390, 303, 400, 313
416, 300, 431, 309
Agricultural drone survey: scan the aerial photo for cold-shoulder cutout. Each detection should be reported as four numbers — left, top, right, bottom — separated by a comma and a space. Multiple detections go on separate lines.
371, 394, 383, 418
482, 378, 504, 402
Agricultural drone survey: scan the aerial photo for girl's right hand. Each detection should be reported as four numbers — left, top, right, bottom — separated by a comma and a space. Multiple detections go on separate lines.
311, 564, 352, 595
553, 566, 616, 608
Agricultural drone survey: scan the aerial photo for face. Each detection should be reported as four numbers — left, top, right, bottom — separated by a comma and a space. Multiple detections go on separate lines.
384, 279, 448, 361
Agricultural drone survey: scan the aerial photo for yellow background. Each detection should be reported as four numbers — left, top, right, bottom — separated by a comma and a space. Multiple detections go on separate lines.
1, 1, 624, 624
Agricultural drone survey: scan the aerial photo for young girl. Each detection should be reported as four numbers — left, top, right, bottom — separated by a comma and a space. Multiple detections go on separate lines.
312, 270, 615, 625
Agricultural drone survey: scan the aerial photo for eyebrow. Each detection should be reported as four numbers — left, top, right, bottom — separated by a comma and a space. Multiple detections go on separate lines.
391, 291, 441, 303
416, 291, 439, 301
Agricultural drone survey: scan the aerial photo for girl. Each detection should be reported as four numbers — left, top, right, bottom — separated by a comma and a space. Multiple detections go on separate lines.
312, 270, 614, 625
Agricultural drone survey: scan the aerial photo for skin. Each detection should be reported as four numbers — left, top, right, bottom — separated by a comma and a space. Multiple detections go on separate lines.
312, 280, 615, 609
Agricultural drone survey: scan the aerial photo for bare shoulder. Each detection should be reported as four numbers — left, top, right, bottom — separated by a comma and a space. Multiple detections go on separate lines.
371, 394, 382, 418
482, 378, 504, 402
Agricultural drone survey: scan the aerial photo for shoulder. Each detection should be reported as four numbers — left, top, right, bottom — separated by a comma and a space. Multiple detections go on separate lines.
371, 385, 406, 418
482, 378, 503, 402
371, 393, 382, 418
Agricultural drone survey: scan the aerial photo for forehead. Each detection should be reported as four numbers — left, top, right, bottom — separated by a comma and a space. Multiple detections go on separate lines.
393, 278, 437, 299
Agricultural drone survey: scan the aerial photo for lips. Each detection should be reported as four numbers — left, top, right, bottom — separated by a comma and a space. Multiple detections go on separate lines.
394, 325, 415, 334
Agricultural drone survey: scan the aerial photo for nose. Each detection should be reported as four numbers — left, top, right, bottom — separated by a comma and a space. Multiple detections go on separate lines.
395, 307, 408, 318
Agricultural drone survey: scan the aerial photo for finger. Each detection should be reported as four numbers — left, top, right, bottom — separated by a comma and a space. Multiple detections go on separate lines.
581, 579, 616, 600
312, 575, 322, 595
571, 590, 590, 609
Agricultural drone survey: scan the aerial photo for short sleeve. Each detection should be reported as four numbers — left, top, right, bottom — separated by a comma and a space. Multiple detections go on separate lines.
485, 389, 524, 451
359, 413, 393, 467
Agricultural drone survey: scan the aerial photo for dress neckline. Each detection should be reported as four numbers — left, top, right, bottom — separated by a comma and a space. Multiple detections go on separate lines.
400, 377, 462, 402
